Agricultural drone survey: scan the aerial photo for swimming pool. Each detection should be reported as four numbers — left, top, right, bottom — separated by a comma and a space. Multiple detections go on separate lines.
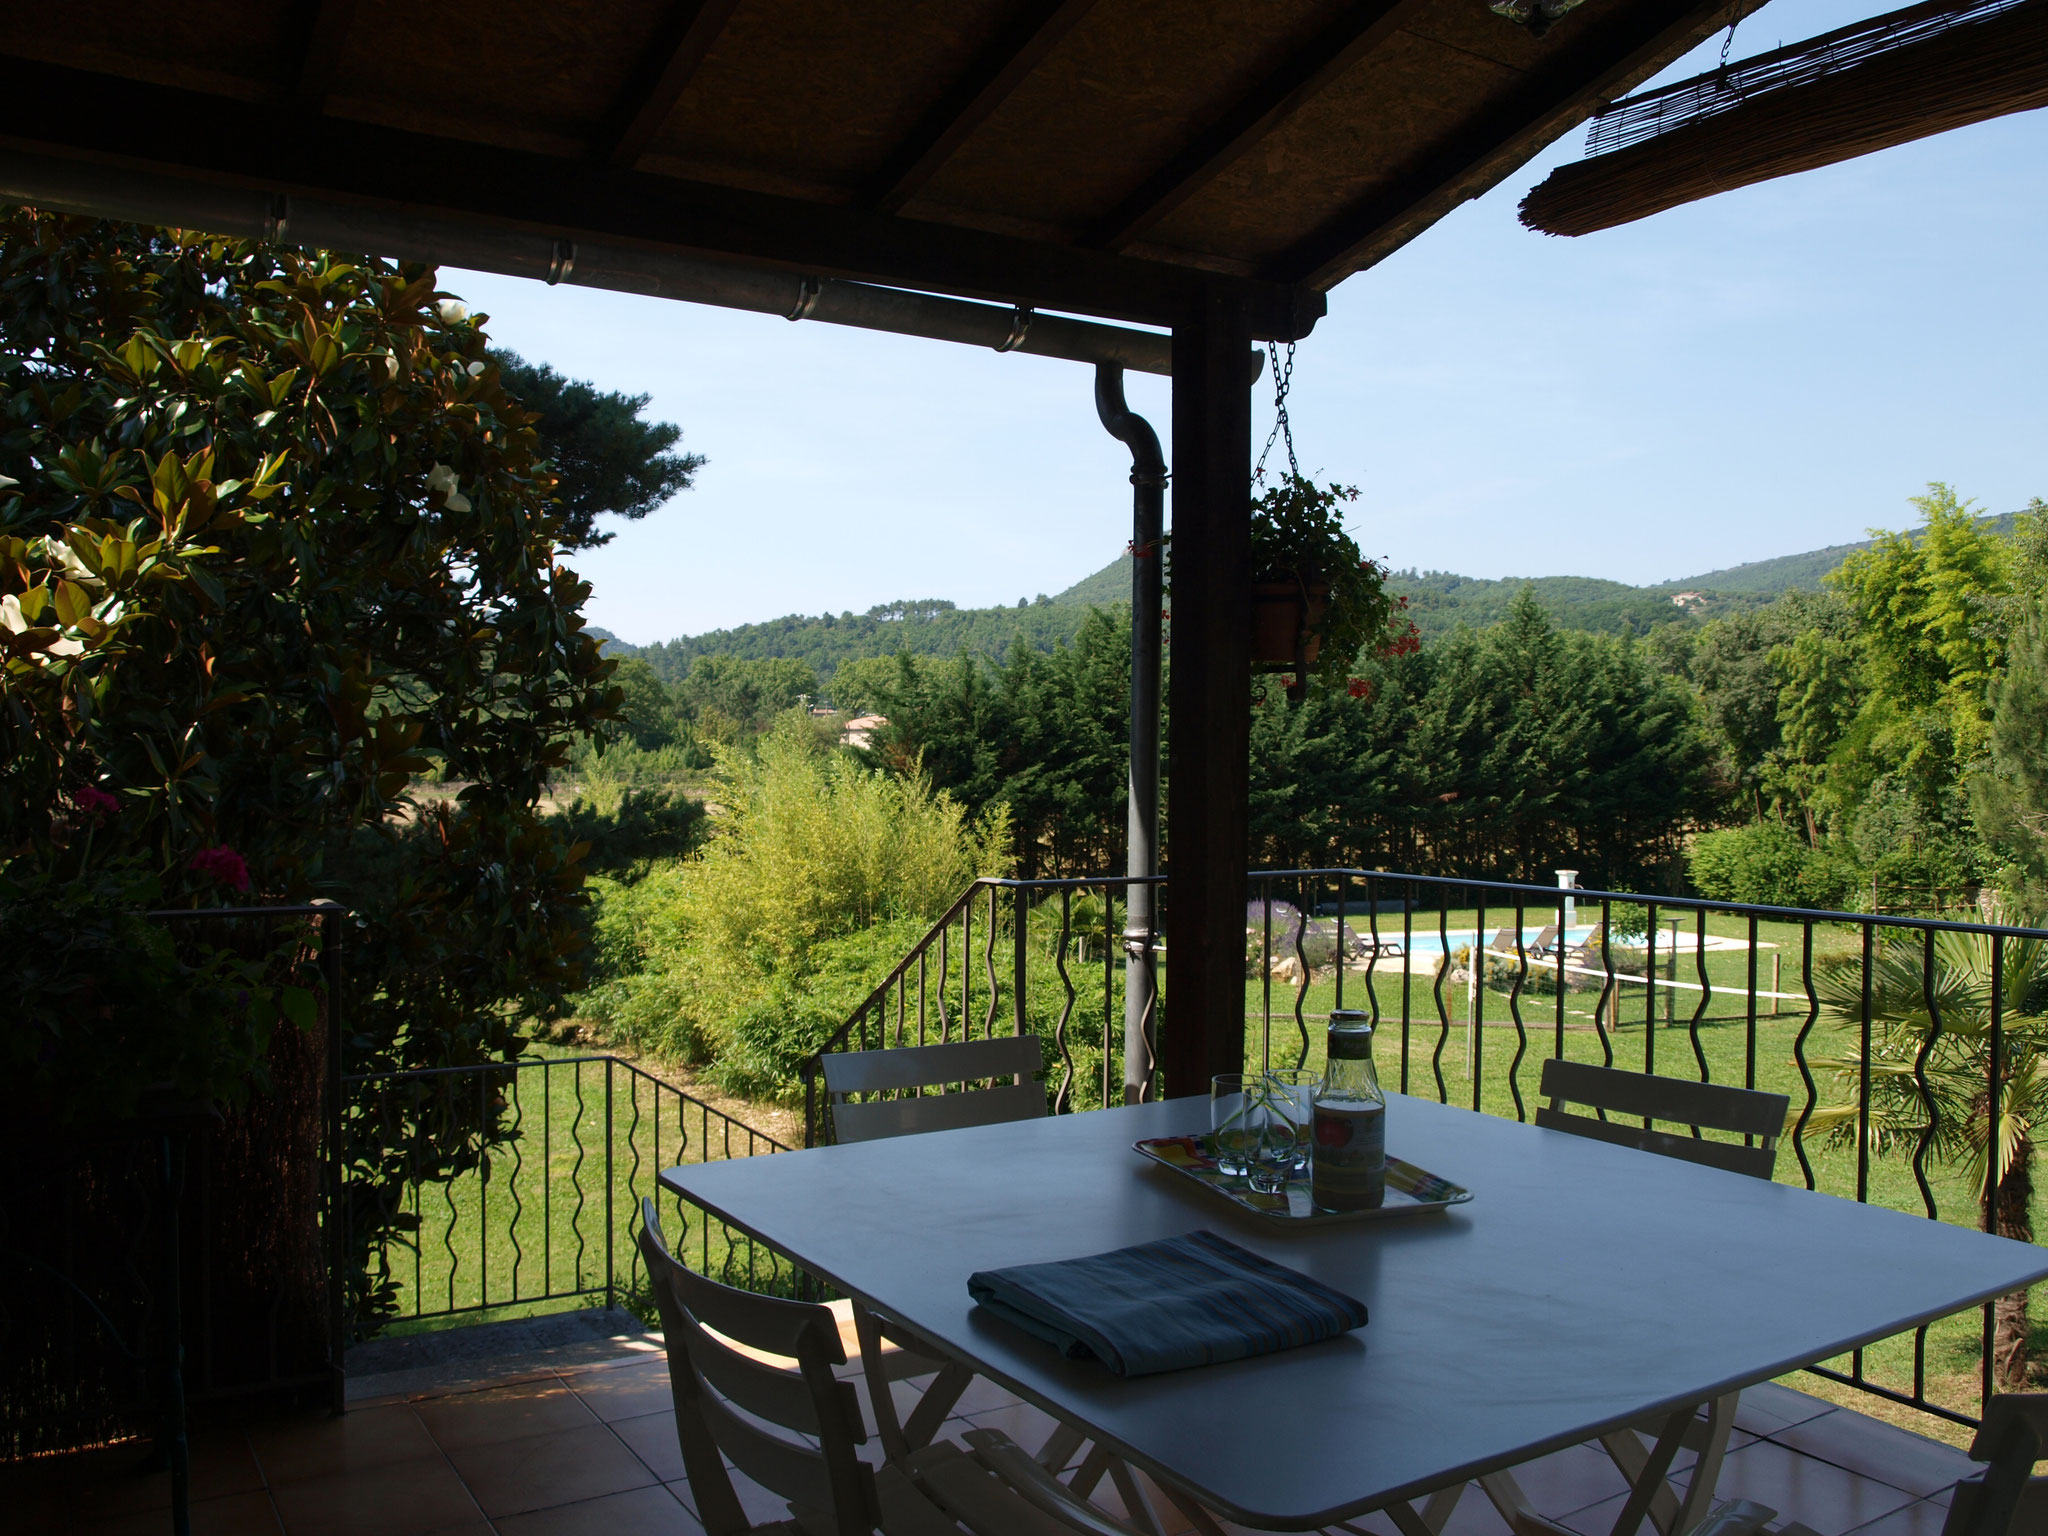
1390, 926, 1596, 956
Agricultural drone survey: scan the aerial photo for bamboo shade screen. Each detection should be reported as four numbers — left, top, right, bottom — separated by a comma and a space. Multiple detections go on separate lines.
1521, 0, 2048, 236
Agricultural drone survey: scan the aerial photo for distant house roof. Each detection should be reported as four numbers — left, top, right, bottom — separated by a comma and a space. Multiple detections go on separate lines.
842, 714, 887, 748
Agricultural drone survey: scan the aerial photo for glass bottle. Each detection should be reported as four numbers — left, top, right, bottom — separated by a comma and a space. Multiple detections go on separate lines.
1311, 1010, 1386, 1210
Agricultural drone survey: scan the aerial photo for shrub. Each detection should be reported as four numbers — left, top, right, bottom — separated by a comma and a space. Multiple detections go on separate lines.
1688, 823, 1857, 910
551, 788, 708, 884
570, 718, 1011, 1100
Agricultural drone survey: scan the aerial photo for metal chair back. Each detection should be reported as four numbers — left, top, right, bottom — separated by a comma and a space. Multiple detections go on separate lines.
824, 1035, 1046, 1144
1534, 1058, 1789, 1180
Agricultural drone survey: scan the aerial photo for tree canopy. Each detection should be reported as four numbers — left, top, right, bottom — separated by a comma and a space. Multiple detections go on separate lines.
0, 211, 614, 1186
490, 349, 700, 550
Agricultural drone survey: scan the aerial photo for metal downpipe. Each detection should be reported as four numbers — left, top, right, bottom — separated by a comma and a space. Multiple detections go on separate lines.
1095, 364, 1167, 1105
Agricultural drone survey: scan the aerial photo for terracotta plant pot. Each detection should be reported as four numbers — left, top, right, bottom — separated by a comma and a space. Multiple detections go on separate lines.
1249, 580, 1327, 671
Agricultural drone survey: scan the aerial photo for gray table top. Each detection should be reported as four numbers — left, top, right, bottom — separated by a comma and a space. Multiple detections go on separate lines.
660, 1093, 2048, 1528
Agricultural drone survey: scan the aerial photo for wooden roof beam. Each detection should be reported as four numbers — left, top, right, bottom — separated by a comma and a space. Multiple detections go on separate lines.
1087, 0, 1428, 252
591, 0, 745, 168
1269, 0, 1745, 287
1, 56, 1324, 339
864, 0, 1102, 213
282, 0, 360, 113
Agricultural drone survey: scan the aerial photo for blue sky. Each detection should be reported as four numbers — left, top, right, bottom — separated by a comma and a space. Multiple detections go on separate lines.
449, 1, 2048, 645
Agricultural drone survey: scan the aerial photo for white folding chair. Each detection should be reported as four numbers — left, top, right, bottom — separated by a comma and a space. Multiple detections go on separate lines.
1943, 1393, 2048, 1536
638, 1198, 1140, 1536
1532, 1061, 1791, 1536
822, 1034, 1048, 1144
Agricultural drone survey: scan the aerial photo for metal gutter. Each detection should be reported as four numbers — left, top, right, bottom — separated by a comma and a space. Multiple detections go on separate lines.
0, 150, 1200, 376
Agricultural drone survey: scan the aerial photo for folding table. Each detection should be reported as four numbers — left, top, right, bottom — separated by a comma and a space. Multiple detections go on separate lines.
661, 1094, 2048, 1532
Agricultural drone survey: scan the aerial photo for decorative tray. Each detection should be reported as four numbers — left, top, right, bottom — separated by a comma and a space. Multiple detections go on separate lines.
1132, 1134, 1473, 1226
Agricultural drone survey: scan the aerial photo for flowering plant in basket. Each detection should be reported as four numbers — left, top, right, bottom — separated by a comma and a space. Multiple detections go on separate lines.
1248, 477, 1410, 691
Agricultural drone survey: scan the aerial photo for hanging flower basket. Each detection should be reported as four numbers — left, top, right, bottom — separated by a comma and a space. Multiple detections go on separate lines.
1250, 580, 1328, 671
1247, 477, 1403, 693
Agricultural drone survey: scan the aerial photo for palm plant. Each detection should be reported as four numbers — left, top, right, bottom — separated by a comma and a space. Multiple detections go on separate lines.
1810, 921, 2048, 1387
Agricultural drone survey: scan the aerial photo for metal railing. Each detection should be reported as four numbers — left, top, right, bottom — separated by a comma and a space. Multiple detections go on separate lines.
802, 865, 2048, 1430
342, 1054, 795, 1335
801, 874, 1166, 1146
2, 903, 342, 1469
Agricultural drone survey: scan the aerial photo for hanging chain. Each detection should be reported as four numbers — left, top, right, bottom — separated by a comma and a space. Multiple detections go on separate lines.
1715, 3, 1743, 83
1254, 341, 1299, 486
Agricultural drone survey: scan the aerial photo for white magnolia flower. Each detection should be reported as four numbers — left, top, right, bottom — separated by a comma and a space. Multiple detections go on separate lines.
465, 360, 485, 377
0, 593, 25, 634
424, 464, 472, 513
46, 540, 102, 587
382, 352, 401, 382
436, 300, 469, 325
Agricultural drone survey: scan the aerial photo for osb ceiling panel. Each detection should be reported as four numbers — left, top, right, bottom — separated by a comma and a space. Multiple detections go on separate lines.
0, 0, 1727, 294
644, 0, 1018, 200
1152, 28, 1520, 265
328, 0, 670, 159
0, 0, 286, 102
910, 0, 1340, 236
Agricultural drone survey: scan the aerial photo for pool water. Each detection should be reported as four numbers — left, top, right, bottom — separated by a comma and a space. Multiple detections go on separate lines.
1388, 926, 1596, 956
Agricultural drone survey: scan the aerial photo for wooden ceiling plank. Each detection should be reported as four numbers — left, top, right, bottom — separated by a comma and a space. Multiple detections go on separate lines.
593, 0, 746, 168
285, 0, 360, 112
1088, 0, 1430, 252
1, 54, 1323, 338
866, 0, 1103, 214
1269, 0, 1740, 287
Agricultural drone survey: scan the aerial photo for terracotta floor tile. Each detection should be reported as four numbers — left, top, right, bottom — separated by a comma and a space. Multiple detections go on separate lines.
1768, 1410, 1976, 1498
1840, 1499, 1954, 1536
8, 1432, 265, 1526
1737, 1382, 1838, 1438
661, 1467, 787, 1527
248, 1403, 439, 1483
961, 1400, 1063, 1459
268, 1455, 485, 1536
569, 1359, 677, 1424
444, 1421, 657, 1518
75, 1489, 282, 1536
728, 1466, 800, 1527
1569, 1440, 1917, 1536
612, 1410, 687, 1483
1489, 1443, 1632, 1519
497, 1483, 703, 1536
416, 1379, 598, 1451
952, 1375, 1025, 1416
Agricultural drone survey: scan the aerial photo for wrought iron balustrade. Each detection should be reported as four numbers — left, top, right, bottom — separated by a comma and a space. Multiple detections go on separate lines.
341, 1053, 794, 1336
802, 864, 2048, 1432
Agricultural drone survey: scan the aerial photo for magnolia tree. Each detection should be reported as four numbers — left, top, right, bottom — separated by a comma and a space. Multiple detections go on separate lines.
0, 210, 629, 1323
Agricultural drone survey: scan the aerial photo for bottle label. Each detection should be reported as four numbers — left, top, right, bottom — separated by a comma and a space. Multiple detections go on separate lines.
1310, 1101, 1386, 1210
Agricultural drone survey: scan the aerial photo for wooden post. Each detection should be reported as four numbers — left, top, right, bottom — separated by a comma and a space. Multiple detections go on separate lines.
1162, 283, 1252, 1098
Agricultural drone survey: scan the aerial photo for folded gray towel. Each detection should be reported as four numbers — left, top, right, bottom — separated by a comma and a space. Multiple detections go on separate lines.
967, 1229, 1367, 1377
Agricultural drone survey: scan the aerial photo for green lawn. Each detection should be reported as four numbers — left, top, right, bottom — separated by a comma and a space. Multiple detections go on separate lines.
1236, 907, 2039, 1445
360, 1049, 797, 1338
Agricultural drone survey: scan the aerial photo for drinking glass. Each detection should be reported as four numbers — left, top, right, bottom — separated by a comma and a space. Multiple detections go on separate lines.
1265, 1067, 1319, 1177
1245, 1096, 1297, 1195
1210, 1074, 1258, 1176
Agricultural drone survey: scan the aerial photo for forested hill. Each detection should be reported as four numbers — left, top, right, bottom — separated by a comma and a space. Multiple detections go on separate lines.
597, 597, 1095, 688
597, 513, 2024, 686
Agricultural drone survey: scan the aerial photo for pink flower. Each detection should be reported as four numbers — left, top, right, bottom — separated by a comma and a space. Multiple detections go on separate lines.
189, 845, 252, 892
74, 784, 119, 818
